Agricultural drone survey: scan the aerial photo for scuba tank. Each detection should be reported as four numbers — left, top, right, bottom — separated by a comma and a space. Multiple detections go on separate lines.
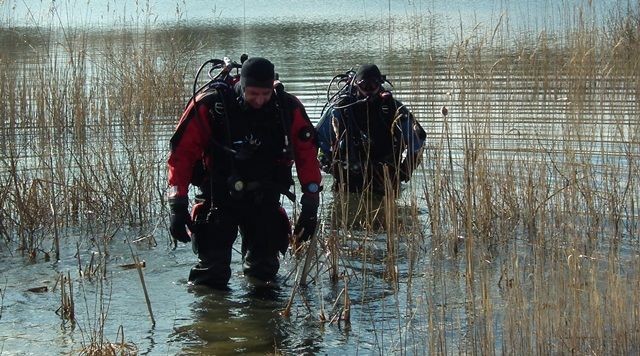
183, 55, 246, 188
317, 67, 394, 173
319, 67, 393, 116
170, 54, 245, 156
189, 54, 246, 107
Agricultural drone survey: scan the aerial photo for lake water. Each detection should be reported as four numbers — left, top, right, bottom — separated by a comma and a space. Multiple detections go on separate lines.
1, 0, 639, 355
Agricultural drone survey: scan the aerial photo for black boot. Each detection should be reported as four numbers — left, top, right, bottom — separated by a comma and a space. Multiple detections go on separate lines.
188, 211, 237, 290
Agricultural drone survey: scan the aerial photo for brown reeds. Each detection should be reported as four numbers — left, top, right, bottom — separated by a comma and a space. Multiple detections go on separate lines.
79, 324, 138, 356
0, 278, 6, 320
56, 271, 75, 323
311, 2, 640, 354
75, 274, 138, 356
126, 238, 155, 326
0, 1, 639, 354
0, 22, 192, 260
414, 4, 639, 353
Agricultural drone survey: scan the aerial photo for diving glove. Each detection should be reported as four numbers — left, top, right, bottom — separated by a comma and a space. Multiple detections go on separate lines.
293, 193, 319, 243
169, 196, 192, 243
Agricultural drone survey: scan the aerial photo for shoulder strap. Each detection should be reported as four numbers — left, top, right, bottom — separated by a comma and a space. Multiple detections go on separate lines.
169, 89, 220, 151
274, 90, 297, 157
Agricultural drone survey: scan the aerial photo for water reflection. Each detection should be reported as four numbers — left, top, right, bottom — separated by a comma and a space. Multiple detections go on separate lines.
171, 282, 328, 355
322, 184, 425, 233
1, 0, 639, 354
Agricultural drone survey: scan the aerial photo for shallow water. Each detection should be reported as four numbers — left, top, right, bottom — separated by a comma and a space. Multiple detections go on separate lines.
0, 200, 441, 354
1, 0, 639, 354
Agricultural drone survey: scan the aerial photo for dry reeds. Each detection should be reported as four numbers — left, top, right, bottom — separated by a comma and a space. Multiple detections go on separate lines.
0, 23, 194, 260
0, 1, 639, 354
318, 2, 640, 354
56, 271, 75, 323
412, 4, 639, 354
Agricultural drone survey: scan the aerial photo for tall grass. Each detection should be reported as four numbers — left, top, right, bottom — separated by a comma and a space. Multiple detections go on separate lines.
0, 22, 198, 259
416, 3, 638, 354
0, 0, 639, 354
315, 2, 640, 354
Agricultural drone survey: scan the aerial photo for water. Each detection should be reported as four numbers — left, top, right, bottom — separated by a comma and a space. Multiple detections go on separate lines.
0, 215, 438, 354
1, 0, 639, 354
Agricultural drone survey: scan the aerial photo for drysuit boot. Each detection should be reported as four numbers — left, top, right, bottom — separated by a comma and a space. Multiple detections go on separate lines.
188, 210, 238, 290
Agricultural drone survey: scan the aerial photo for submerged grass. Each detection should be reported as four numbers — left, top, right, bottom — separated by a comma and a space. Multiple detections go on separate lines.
0, 0, 639, 354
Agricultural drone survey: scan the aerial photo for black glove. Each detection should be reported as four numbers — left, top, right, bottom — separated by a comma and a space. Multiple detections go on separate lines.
399, 160, 411, 182
318, 152, 333, 174
294, 193, 319, 243
399, 153, 421, 182
169, 196, 192, 243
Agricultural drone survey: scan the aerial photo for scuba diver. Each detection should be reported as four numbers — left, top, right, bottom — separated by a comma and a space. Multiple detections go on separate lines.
167, 56, 322, 289
316, 64, 426, 194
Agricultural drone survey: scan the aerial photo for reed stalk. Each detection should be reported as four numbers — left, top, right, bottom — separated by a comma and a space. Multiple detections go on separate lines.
0, 1, 639, 353
126, 239, 155, 326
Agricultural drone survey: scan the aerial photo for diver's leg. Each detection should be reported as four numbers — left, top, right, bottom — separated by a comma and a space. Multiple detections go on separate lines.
188, 208, 238, 289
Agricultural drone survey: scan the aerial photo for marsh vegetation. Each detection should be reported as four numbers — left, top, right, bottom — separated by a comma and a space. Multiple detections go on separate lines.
0, 0, 639, 354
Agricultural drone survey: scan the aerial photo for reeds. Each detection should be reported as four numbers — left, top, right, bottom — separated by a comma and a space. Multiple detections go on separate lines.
0, 12, 179, 353
418, 4, 638, 354
0, 0, 639, 354
0, 278, 6, 320
0, 21, 194, 258
317, 2, 640, 354
75, 274, 138, 356
56, 271, 75, 323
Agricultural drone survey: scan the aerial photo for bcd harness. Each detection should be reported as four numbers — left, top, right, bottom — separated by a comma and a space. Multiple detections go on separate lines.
318, 68, 398, 170
331, 94, 404, 172
170, 57, 298, 204
204, 83, 297, 203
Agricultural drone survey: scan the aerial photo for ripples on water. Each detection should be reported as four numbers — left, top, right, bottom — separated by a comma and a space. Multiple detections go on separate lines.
1, 0, 639, 354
